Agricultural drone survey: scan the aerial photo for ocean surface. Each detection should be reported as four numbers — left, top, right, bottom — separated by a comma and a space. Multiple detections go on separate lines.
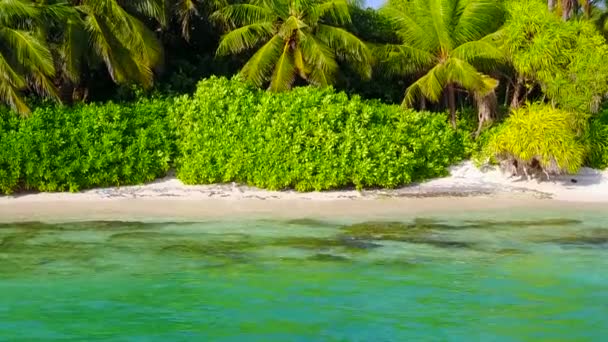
1, 209, 607, 340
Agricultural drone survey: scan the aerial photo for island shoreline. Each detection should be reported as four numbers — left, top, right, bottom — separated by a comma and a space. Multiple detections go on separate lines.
2, 162, 607, 222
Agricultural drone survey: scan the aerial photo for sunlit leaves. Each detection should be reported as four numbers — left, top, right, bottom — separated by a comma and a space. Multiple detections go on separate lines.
381, 0, 505, 114
0, 98, 174, 194
171, 76, 469, 191
0, 0, 56, 114
503, 0, 608, 114
213, 0, 371, 91
483, 103, 586, 175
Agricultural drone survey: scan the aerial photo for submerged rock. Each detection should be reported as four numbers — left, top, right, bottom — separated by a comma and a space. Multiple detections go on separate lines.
0, 221, 55, 230
109, 231, 171, 241
308, 253, 350, 262
284, 218, 340, 228
466, 218, 582, 229
271, 236, 381, 252
340, 220, 475, 249
543, 229, 608, 247
159, 239, 258, 260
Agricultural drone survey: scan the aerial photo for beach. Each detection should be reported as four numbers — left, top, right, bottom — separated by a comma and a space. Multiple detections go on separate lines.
1, 162, 607, 222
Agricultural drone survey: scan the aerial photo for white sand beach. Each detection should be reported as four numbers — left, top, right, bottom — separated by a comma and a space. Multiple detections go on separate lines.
1, 162, 607, 222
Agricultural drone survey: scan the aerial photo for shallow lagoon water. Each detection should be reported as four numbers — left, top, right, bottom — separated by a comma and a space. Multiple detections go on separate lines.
1, 209, 607, 341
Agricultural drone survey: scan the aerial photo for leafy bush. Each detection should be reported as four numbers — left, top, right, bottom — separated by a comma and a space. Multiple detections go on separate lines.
504, 0, 608, 114
171, 76, 469, 191
0, 98, 173, 194
481, 103, 586, 176
0, 108, 22, 193
584, 108, 608, 169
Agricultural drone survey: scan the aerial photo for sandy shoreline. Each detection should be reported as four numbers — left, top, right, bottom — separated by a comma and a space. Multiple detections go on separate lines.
1, 162, 607, 222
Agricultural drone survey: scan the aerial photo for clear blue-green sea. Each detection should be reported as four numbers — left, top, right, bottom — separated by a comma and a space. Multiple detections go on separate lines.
1, 210, 607, 341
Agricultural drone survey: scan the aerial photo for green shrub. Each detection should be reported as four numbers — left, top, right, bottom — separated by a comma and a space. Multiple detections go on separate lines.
481, 103, 586, 176
0, 107, 22, 193
171, 76, 469, 191
0, 98, 173, 194
584, 108, 608, 169
504, 1, 608, 114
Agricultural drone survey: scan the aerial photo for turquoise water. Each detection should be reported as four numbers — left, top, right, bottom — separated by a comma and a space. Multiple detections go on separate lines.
1, 211, 607, 341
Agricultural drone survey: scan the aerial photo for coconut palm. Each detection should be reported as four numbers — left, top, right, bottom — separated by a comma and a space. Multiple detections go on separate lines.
380, 0, 505, 128
212, 0, 371, 91
0, 0, 58, 114
55, 0, 165, 89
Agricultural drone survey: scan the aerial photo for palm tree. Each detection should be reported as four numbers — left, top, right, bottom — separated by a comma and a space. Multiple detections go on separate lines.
380, 0, 505, 128
171, 0, 226, 42
56, 0, 165, 90
212, 0, 371, 91
0, 0, 58, 114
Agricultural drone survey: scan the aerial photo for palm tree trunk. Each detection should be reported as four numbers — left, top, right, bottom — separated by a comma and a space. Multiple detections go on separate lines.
447, 84, 457, 129
419, 97, 426, 110
475, 91, 497, 138
58, 82, 75, 105
583, 0, 591, 19
562, 0, 574, 21
511, 76, 523, 109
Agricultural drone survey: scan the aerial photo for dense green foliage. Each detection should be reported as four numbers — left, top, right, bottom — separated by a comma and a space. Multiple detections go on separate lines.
482, 103, 586, 175
584, 108, 608, 169
212, 0, 371, 91
0, 98, 173, 194
171, 77, 469, 191
503, 0, 608, 114
379, 0, 505, 127
0, 0, 57, 114
4, 0, 608, 195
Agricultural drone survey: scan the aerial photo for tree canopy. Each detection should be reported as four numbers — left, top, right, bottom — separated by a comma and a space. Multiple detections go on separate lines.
379, 0, 506, 128
212, 0, 372, 91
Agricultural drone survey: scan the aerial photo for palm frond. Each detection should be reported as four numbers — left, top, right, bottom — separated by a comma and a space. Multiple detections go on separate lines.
310, 0, 351, 26
84, 13, 136, 85
62, 18, 87, 83
28, 72, 59, 100
444, 57, 498, 96
175, 0, 200, 41
269, 41, 296, 91
403, 63, 447, 107
0, 27, 55, 76
381, 5, 437, 53
375, 43, 434, 75
0, 51, 26, 89
124, 0, 168, 26
119, 11, 164, 68
451, 39, 506, 67
427, 0, 454, 52
317, 24, 371, 78
0, 0, 39, 27
38, 1, 78, 23
452, 0, 505, 46
211, 4, 275, 28
217, 23, 275, 56
240, 35, 283, 87
293, 46, 308, 78
298, 31, 338, 86
279, 16, 308, 38
0, 82, 29, 115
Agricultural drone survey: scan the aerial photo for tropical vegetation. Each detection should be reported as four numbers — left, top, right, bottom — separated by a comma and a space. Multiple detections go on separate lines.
379, 0, 505, 128
2, 0, 608, 192
172, 77, 468, 191
212, 0, 372, 91
0, 97, 173, 194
